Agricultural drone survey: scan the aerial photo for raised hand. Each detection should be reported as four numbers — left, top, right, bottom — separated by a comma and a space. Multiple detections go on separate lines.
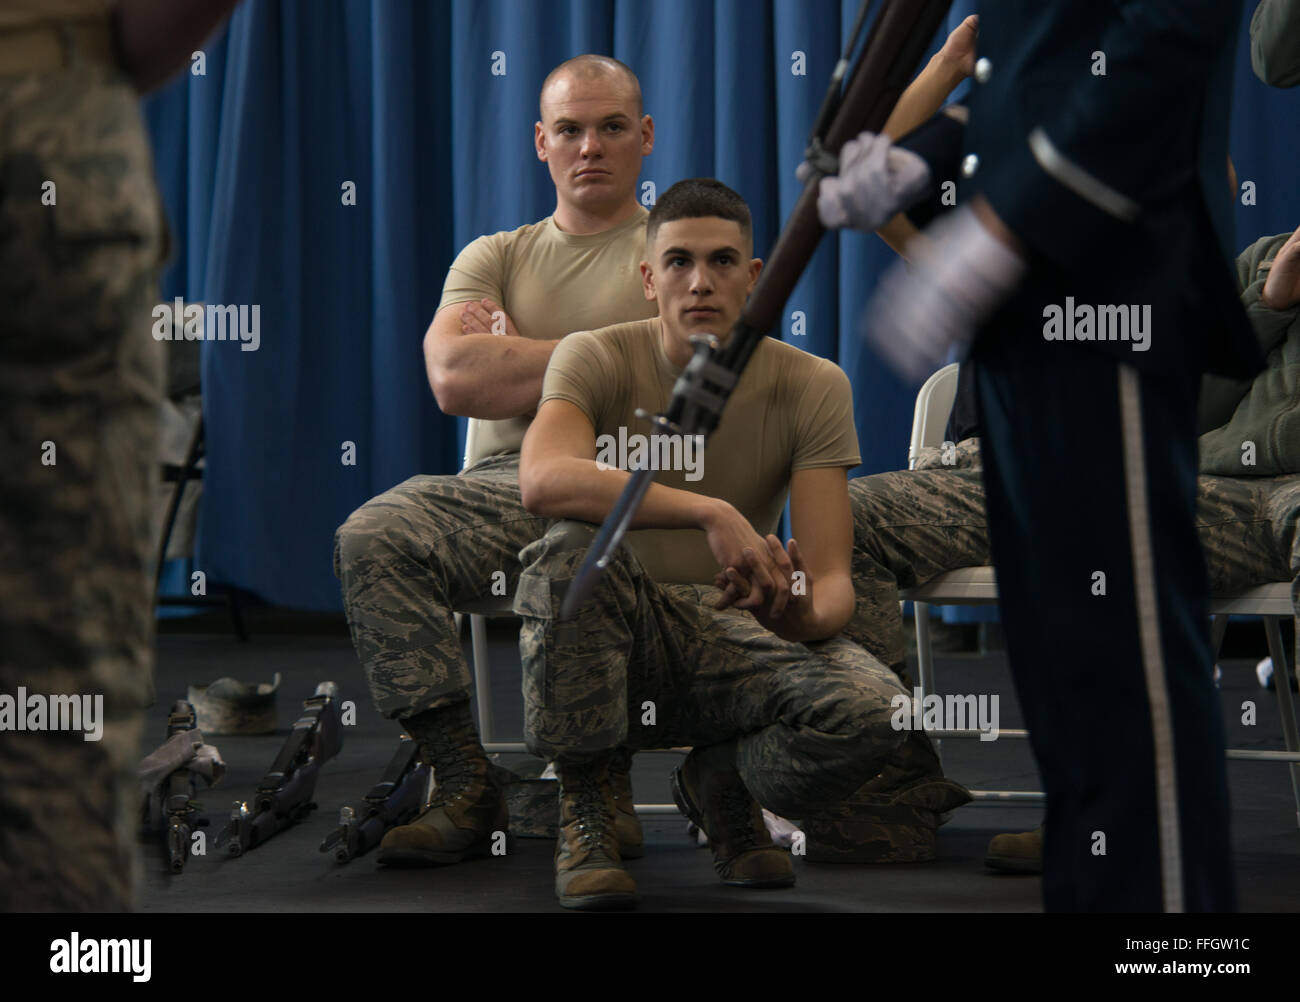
714, 536, 817, 641
807, 131, 931, 233
1263, 227, 1300, 311
702, 502, 787, 617
938, 14, 979, 78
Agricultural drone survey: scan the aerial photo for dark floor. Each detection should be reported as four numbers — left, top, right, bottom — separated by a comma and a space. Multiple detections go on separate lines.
141, 611, 1300, 912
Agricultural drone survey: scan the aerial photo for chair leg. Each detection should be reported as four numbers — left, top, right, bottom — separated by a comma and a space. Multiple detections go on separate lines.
155, 416, 205, 591
1263, 615, 1300, 829
1210, 613, 1229, 662
470, 614, 493, 744
914, 601, 938, 761
227, 588, 248, 643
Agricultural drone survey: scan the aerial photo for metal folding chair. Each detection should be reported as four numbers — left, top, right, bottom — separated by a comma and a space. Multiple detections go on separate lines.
900, 364, 1300, 823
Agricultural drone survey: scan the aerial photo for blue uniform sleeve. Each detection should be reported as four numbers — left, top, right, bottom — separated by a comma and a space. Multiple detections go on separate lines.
978, 1, 1242, 272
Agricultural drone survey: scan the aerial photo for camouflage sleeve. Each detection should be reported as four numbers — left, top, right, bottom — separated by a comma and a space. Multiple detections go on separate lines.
1251, 0, 1300, 88
1199, 233, 1294, 435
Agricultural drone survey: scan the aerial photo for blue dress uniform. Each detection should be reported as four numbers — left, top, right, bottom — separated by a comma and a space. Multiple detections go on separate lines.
960, 1, 1264, 911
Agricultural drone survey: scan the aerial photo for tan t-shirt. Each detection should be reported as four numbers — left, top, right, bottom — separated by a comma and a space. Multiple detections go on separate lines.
438, 207, 658, 466
542, 317, 860, 584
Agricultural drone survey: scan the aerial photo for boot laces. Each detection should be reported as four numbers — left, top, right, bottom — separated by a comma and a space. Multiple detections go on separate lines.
570, 770, 614, 851
425, 727, 478, 806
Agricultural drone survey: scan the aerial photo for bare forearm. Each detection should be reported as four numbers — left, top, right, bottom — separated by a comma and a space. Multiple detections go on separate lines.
876, 214, 923, 260
115, 0, 242, 93
882, 53, 967, 141
523, 456, 714, 530
771, 573, 855, 644
427, 334, 560, 419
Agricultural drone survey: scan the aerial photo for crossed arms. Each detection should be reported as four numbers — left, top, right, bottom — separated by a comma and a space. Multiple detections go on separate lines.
424, 298, 557, 419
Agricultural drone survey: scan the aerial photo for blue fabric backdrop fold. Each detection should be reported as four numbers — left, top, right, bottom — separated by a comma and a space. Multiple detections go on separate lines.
143, 0, 1300, 611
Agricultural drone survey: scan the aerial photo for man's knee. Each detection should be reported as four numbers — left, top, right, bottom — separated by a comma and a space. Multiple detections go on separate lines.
333, 481, 440, 583
517, 519, 595, 571
513, 520, 601, 618
847, 474, 898, 544
812, 644, 912, 761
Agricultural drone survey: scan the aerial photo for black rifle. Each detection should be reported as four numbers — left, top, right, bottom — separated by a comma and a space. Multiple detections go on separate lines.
219, 681, 344, 856
319, 736, 430, 863
561, 0, 955, 616
147, 699, 211, 873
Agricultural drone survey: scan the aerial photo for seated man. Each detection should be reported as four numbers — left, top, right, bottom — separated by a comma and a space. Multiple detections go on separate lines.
333, 55, 657, 866
842, 225, 1300, 873
515, 178, 955, 910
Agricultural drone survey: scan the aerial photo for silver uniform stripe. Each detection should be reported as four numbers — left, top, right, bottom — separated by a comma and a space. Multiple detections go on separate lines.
1029, 128, 1140, 223
1117, 365, 1183, 913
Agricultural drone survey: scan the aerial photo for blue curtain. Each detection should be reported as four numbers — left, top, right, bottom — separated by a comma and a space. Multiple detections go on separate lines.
144, 0, 1300, 611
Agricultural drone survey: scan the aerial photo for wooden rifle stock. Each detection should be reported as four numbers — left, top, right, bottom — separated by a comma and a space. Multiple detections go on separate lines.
738, 0, 954, 341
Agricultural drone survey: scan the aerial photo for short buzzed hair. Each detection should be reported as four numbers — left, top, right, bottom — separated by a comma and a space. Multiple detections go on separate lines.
540, 54, 643, 119
647, 178, 753, 249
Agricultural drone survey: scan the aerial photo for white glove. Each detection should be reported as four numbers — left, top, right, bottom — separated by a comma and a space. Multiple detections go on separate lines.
799, 130, 931, 232
863, 204, 1026, 383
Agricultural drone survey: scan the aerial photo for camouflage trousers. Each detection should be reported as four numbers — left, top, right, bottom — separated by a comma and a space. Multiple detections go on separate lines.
0, 56, 166, 909
846, 437, 1300, 674
845, 439, 989, 671
514, 521, 920, 820
1197, 473, 1300, 639
333, 454, 548, 718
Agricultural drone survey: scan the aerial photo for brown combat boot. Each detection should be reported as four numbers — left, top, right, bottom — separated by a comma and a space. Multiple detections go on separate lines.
377, 699, 507, 866
554, 760, 639, 910
985, 825, 1043, 874
671, 741, 795, 888
608, 747, 644, 859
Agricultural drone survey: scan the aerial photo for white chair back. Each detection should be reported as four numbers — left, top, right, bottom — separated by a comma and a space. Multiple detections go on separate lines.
462, 417, 480, 473
907, 363, 960, 469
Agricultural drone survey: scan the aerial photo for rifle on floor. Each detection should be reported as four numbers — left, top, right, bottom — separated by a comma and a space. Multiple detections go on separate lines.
218, 681, 343, 856
139, 699, 220, 873
561, 0, 954, 617
319, 735, 431, 863
163, 701, 207, 871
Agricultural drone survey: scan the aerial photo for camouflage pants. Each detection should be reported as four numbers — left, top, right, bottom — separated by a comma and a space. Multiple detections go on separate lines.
1197, 473, 1300, 639
0, 58, 166, 910
846, 439, 989, 670
514, 521, 914, 819
333, 454, 548, 718
847, 438, 1300, 676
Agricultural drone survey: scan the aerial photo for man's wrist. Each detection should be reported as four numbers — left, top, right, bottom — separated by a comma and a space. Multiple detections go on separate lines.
970, 196, 1024, 256
1261, 281, 1298, 311
694, 495, 728, 532
931, 50, 971, 90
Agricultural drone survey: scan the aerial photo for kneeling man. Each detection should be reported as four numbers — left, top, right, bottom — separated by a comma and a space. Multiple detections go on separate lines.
516, 178, 916, 909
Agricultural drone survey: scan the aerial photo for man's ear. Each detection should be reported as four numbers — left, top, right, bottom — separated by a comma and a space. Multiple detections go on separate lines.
640, 260, 657, 302
640, 115, 655, 156
747, 257, 763, 293
535, 121, 548, 162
